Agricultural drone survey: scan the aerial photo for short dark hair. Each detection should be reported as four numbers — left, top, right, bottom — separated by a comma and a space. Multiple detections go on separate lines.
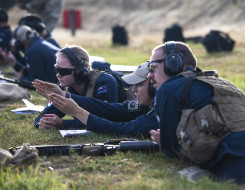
0, 8, 8, 23
152, 41, 197, 70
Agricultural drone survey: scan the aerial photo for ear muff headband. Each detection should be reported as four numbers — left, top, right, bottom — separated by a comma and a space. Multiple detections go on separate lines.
164, 42, 184, 76
13, 26, 26, 52
20, 20, 46, 33
60, 47, 83, 67
60, 47, 89, 84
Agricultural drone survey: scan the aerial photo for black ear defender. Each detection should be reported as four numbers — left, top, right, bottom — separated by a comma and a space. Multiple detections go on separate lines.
164, 41, 184, 76
19, 15, 46, 34
60, 47, 90, 84
148, 82, 156, 98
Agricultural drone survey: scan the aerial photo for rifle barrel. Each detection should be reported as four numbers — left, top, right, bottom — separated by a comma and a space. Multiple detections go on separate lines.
0, 76, 35, 90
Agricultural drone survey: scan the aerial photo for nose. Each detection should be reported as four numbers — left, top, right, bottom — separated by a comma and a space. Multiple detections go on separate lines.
56, 72, 61, 78
132, 85, 137, 92
147, 72, 154, 79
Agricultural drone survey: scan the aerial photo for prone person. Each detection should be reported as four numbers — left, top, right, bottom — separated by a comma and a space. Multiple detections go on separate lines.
7, 13, 61, 80
33, 62, 159, 138
0, 25, 59, 82
0, 8, 12, 65
18, 13, 60, 48
33, 46, 123, 129
0, 8, 11, 51
148, 41, 245, 184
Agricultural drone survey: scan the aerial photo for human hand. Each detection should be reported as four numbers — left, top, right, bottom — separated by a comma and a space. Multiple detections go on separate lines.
38, 114, 64, 130
49, 93, 80, 117
150, 129, 160, 145
0, 48, 16, 66
32, 79, 64, 99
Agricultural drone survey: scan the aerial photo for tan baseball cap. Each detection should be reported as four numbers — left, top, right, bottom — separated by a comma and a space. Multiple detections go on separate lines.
122, 62, 150, 85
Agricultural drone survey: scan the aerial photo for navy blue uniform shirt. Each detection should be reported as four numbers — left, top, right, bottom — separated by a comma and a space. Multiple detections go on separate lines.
62, 94, 157, 137
35, 72, 121, 129
43, 30, 60, 48
155, 68, 245, 169
13, 32, 60, 77
24, 36, 59, 83
0, 25, 11, 50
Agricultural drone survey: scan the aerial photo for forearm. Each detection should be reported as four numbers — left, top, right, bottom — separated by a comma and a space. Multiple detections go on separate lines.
86, 113, 158, 137
71, 94, 147, 121
73, 108, 90, 126
63, 119, 87, 129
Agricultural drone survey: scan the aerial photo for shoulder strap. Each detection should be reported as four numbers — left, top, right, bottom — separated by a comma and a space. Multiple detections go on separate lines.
177, 67, 218, 113
178, 76, 195, 113
86, 70, 102, 98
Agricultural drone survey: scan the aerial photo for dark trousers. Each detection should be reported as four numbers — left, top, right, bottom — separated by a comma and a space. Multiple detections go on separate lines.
211, 154, 245, 185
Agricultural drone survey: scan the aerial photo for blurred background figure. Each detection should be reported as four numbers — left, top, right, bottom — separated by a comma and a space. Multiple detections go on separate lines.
17, 0, 64, 31
18, 13, 60, 48
0, 8, 12, 65
0, 25, 59, 83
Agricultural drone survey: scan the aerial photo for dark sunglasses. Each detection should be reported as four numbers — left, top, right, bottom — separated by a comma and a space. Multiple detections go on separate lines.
148, 59, 165, 73
54, 65, 75, 76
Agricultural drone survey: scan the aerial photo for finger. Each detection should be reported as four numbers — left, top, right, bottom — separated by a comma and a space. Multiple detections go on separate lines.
149, 130, 157, 135
44, 81, 57, 89
49, 97, 65, 109
40, 118, 54, 127
49, 93, 65, 101
39, 121, 52, 129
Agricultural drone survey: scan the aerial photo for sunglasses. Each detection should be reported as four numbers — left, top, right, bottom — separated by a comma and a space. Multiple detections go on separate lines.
148, 59, 165, 73
54, 65, 75, 76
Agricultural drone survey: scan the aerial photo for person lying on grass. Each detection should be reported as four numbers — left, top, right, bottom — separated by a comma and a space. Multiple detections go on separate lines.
33, 62, 159, 138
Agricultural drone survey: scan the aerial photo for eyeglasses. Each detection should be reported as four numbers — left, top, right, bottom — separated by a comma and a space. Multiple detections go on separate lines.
148, 59, 165, 73
54, 65, 75, 76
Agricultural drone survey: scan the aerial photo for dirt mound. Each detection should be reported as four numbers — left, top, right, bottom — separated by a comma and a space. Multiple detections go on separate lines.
8, 0, 245, 36
63, 0, 245, 35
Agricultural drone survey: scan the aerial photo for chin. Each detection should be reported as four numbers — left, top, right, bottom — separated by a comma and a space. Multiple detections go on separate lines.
59, 83, 66, 88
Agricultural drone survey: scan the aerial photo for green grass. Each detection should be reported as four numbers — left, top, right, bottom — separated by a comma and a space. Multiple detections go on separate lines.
1, 32, 245, 189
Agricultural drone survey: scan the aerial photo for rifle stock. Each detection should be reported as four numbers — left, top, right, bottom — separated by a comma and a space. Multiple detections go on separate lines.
0, 76, 35, 90
9, 140, 159, 156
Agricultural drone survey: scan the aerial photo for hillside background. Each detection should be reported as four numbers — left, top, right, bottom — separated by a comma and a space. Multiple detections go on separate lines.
7, 0, 245, 37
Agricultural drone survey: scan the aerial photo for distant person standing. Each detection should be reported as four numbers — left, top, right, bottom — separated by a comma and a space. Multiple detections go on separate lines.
17, 0, 64, 31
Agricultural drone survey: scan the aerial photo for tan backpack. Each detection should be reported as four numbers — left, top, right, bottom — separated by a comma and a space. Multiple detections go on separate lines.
175, 69, 245, 164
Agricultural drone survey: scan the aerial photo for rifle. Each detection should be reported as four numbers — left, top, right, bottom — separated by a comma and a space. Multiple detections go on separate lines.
9, 139, 159, 156
0, 76, 35, 90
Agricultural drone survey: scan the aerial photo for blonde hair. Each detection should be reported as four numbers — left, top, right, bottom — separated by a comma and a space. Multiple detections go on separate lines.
56, 45, 90, 70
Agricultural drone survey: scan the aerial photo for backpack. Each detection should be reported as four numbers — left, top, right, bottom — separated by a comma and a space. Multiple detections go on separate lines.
112, 25, 128, 45
91, 61, 134, 102
163, 24, 185, 43
202, 30, 235, 53
175, 69, 245, 164
106, 70, 127, 103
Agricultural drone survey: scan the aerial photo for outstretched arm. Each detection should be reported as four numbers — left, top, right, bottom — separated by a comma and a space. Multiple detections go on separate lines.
32, 79, 65, 99
49, 93, 89, 125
